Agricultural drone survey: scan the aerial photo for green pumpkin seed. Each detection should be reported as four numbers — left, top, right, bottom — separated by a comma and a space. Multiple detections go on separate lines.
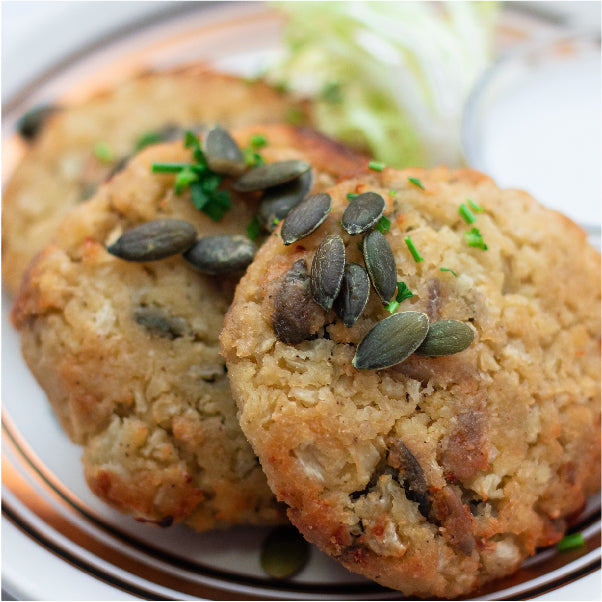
233, 160, 311, 192
204, 126, 246, 176
134, 305, 190, 339
414, 320, 474, 356
17, 104, 60, 140
107, 219, 197, 261
183, 235, 256, 274
310, 234, 345, 310
260, 526, 310, 579
258, 170, 313, 231
341, 192, 386, 235
363, 229, 397, 304
333, 263, 370, 327
281, 193, 331, 245
353, 311, 429, 370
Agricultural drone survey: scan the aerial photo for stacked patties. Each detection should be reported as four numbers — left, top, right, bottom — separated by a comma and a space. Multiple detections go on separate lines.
11, 123, 368, 530
2, 66, 309, 294
220, 167, 601, 596
6, 68, 600, 598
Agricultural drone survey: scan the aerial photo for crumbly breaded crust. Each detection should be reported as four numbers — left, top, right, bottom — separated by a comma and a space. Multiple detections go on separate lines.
221, 167, 601, 597
3, 66, 309, 294
11, 124, 368, 530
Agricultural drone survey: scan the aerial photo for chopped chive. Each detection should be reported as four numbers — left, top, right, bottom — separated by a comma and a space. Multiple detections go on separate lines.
386, 300, 400, 314
272, 218, 281, 227
244, 147, 265, 167
346, 193, 359, 201
404, 236, 424, 262
557, 532, 585, 552
389, 189, 397, 197
465, 227, 488, 250
184, 130, 200, 149
250, 134, 267, 149
387, 281, 414, 313
247, 216, 261, 241
440, 267, 458, 277
375, 215, 391, 234
200, 189, 232, 222
467, 198, 483, 212
94, 142, 114, 164
151, 162, 191, 173
459, 203, 477, 225
135, 131, 163, 151
369, 160, 386, 172
174, 167, 199, 194
408, 177, 425, 190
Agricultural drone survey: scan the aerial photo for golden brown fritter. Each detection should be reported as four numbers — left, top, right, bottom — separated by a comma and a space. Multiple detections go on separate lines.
11, 124, 368, 530
221, 167, 600, 597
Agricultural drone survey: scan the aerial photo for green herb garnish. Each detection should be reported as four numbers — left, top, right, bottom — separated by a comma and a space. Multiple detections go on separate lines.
174, 167, 200, 194
389, 189, 397, 197
94, 142, 114, 164
404, 236, 423, 262
250, 134, 268, 148
346, 193, 359, 201
375, 215, 391, 234
244, 148, 265, 168
387, 281, 414, 313
557, 532, 585, 552
458, 202, 477, 225
151, 162, 191, 173
272, 218, 281, 227
440, 267, 458, 277
152, 131, 232, 222
247, 216, 262, 241
467, 198, 483, 212
369, 160, 386, 172
408, 177, 425, 190
135, 131, 164, 151
465, 227, 488, 250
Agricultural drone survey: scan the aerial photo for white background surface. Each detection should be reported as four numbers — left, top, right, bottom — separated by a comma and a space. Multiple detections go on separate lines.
1, 2, 600, 600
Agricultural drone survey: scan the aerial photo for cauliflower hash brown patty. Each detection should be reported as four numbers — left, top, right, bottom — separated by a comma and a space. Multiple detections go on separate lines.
2, 66, 309, 294
220, 167, 600, 597
11, 124, 368, 530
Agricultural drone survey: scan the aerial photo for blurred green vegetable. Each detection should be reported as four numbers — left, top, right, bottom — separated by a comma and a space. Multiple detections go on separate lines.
268, 1, 499, 167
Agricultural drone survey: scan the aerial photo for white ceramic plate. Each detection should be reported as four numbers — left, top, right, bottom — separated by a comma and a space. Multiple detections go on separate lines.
2, 3, 600, 600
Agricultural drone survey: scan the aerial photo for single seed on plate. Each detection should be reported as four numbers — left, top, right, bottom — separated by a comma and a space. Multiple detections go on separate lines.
183, 234, 256, 274
260, 525, 310, 579
258, 170, 313, 231
280, 192, 331, 245
233, 159, 311, 192
352, 311, 429, 370
107, 219, 197, 262
414, 320, 474, 356
363, 229, 397, 304
310, 234, 345, 310
203, 125, 246, 176
333, 263, 370, 327
17, 104, 59, 140
341, 192, 386, 235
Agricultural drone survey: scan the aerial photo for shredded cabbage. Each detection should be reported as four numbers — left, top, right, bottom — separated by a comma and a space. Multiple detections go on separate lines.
267, 1, 499, 167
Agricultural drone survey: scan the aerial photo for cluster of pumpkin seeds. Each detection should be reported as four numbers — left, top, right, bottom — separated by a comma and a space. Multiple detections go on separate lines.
277, 190, 475, 369
106, 218, 258, 275
106, 125, 314, 275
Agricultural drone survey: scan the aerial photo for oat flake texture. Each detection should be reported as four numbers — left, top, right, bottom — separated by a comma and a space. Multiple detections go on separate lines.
221, 166, 601, 597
